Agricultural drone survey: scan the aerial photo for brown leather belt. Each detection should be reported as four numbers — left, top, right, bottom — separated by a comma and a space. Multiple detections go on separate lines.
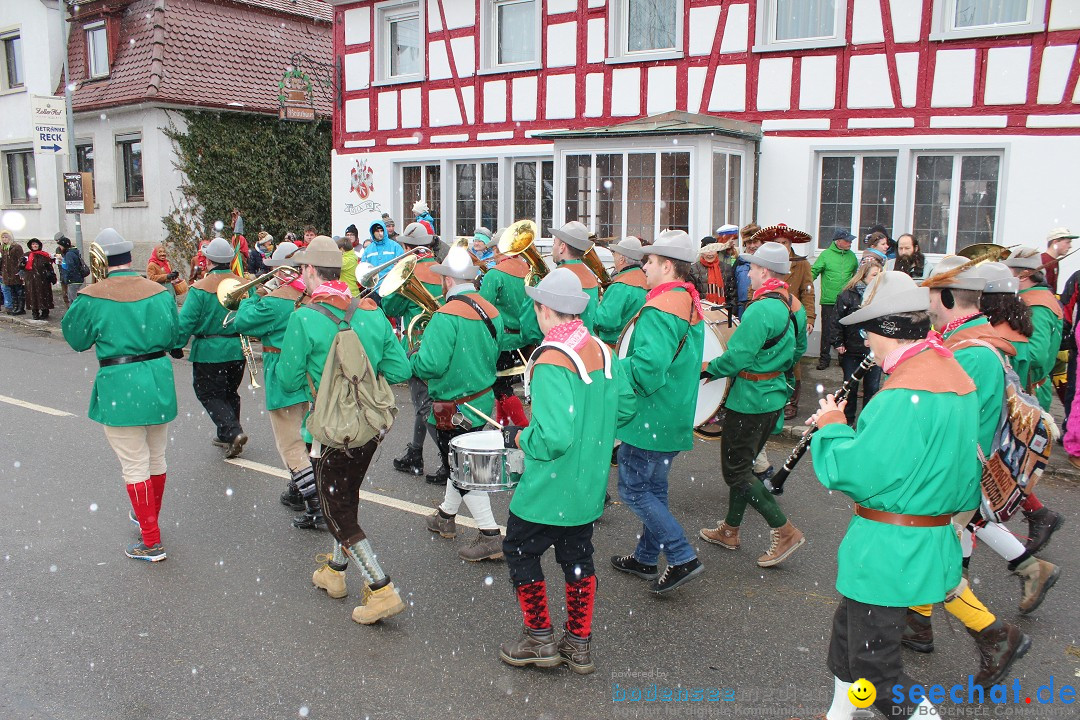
262, 345, 281, 354
855, 504, 953, 528
737, 370, 782, 381
450, 387, 491, 404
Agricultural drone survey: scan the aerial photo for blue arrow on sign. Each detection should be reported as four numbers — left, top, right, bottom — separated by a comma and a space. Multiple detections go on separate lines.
39, 144, 62, 153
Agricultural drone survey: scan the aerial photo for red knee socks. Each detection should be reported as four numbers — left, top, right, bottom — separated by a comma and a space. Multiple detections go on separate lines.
1021, 494, 1043, 513
515, 580, 551, 631
150, 473, 166, 515
126, 480, 160, 546
565, 575, 597, 639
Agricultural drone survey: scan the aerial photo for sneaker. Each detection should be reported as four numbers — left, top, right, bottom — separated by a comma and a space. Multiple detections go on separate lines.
610, 554, 659, 580
351, 582, 406, 625
125, 542, 166, 562
557, 631, 595, 675
651, 558, 704, 594
225, 433, 248, 459
757, 521, 805, 568
425, 510, 457, 538
312, 558, 348, 599
699, 522, 740, 550
499, 627, 560, 668
458, 531, 504, 562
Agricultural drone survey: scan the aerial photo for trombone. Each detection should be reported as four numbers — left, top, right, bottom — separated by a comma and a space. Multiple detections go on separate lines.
379, 254, 442, 350
358, 247, 423, 295
497, 219, 549, 286
216, 266, 299, 390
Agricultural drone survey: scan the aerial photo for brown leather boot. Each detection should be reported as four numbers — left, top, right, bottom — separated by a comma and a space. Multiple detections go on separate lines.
557, 631, 594, 675
699, 522, 740, 550
967, 620, 1032, 687
757, 521, 805, 567
1014, 557, 1060, 614
783, 381, 800, 420
901, 609, 934, 653
1023, 507, 1063, 554
458, 530, 504, 562
499, 627, 560, 668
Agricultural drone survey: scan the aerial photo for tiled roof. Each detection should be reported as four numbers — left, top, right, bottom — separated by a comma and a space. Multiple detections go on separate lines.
64, 0, 333, 115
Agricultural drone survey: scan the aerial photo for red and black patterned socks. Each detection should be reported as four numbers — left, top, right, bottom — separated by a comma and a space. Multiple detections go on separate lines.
565, 575, 596, 639
515, 580, 552, 631
126, 480, 160, 546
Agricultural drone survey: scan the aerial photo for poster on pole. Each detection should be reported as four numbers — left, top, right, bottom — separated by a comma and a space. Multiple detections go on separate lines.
31, 95, 68, 156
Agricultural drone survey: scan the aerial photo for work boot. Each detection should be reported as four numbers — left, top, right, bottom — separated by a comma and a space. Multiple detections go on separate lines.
425, 464, 450, 486
393, 444, 425, 476
651, 557, 704, 594
757, 521, 805, 568
351, 582, 406, 625
557, 631, 594, 675
1013, 557, 1060, 614
968, 620, 1032, 687
458, 531, 504, 562
292, 497, 326, 530
425, 510, 457, 538
312, 562, 348, 599
280, 482, 304, 511
783, 381, 801, 420
1024, 507, 1063, 554
816, 356, 829, 371
610, 554, 659, 580
901, 609, 934, 653
499, 627, 560, 668
699, 522, 740, 550
225, 433, 248, 459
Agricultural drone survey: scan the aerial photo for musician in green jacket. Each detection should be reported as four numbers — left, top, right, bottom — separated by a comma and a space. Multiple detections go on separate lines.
593, 236, 648, 346
517, 221, 600, 345
478, 228, 531, 427
1004, 247, 1063, 411
62, 228, 180, 562
176, 237, 247, 458
700, 242, 804, 568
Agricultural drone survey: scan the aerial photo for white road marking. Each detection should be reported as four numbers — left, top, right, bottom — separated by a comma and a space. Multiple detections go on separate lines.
0, 394, 75, 417
225, 457, 503, 531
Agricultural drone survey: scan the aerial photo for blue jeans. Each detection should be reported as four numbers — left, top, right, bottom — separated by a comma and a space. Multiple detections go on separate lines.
616, 443, 696, 566
1, 283, 12, 310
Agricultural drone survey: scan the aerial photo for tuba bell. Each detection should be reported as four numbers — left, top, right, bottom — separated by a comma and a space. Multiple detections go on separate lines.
89, 242, 109, 282
582, 244, 612, 289
379, 255, 442, 349
498, 219, 548, 286
957, 243, 1013, 263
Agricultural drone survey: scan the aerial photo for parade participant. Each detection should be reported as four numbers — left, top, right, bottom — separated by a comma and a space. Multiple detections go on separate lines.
360, 219, 404, 291
696, 238, 733, 307
415, 246, 506, 562
732, 223, 761, 318
806, 270, 979, 719
902, 257, 1033, 686
23, 238, 56, 320
382, 222, 443, 477
62, 228, 180, 562
1041, 227, 1075, 292
700, 242, 805, 567
56, 235, 87, 304
829, 259, 883, 425
518, 221, 599, 345
594, 236, 648, 346
472, 227, 496, 269
611, 230, 705, 594
498, 269, 635, 673
188, 236, 211, 282
1005, 247, 1063, 411
276, 235, 412, 624
812, 229, 858, 370
2, 229, 26, 315
176, 237, 248, 459
230, 242, 314, 515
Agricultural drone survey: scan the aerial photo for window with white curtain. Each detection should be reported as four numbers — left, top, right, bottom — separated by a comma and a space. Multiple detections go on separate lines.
376, 1, 423, 83
455, 162, 499, 237
755, 0, 847, 51
608, 0, 684, 61
402, 164, 441, 234
481, 0, 539, 71
86, 23, 109, 79
1, 31, 23, 90
912, 153, 1000, 254
815, 155, 897, 250
932, 0, 1045, 40
712, 152, 743, 232
512, 159, 553, 234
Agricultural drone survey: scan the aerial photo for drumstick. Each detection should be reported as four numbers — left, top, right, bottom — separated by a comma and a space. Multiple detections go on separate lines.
461, 401, 504, 429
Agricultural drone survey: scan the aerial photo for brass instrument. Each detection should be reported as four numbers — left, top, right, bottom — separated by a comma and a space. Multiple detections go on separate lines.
379, 255, 442, 349
221, 309, 262, 389
957, 243, 1013, 263
359, 247, 422, 291
216, 266, 299, 311
452, 236, 490, 271
582, 245, 612, 289
497, 219, 548, 286
89, 242, 109, 282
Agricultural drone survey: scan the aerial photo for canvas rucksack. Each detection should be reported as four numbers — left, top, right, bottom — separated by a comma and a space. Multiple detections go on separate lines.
306, 298, 398, 453
954, 339, 1058, 523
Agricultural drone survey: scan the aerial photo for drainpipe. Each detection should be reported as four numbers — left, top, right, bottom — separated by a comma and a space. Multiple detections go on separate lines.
751, 135, 761, 224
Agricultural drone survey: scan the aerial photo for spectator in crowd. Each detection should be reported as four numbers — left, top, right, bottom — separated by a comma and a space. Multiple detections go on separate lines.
811, 229, 859, 369
733, 223, 761, 318
360, 220, 404, 294
413, 201, 436, 235
381, 214, 399, 240
698, 236, 735, 307
301, 226, 317, 249
344, 225, 360, 249
55, 235, 87, 304
1041, 227, 1076, 293
889, 233, 931, 280
863, 231, 889, 265
23, 238, 57, 320
339, 235, 361, 297
2, 230, 26, 315
829, 258, 884, 425
867, 223, 896, 258
248, 233, 273, 276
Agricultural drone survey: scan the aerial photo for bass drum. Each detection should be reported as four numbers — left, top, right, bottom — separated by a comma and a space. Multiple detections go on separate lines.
617, 303, 738, 440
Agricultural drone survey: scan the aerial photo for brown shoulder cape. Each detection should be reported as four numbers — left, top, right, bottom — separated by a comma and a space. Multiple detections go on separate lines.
644, 288, 703, 325
992, 321, 1030, 345
945, 323, 1017, 357
611, 267, 648, 290
562, 262, 599, 291
78, 275, 167, 302
1021, 288, 1063, 320
534, 336, 605, 375
413, 257, 441, 286
882, 350, 976, 395
268, 285, 305, 303
493, 256, 529, 279
436, 292, 501, 321
192, 271, 242, 294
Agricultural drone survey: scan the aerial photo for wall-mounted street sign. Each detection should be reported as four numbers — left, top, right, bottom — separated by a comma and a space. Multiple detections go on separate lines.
31, 95, 68, 156
278, 68, 316, 122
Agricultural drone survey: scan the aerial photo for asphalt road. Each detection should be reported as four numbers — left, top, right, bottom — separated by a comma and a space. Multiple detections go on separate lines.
1, 326, 1078, 720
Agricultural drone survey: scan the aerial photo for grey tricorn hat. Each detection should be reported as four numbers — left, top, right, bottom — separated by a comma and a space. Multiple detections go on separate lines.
647, 229, 698, 263
549, 221, 594, 252
399, 222, 434, 246
925, 255, 986, 291
840, 271, 930, 326
204, 237, 235, 264
609, 236, 644, 261
740, 241, 791, 275
264, 241, 299, 267
1002, 246, 1042, 270
525, 267, 589, 315
289, 235, 341, 268
94, 228, 134, 257
979, 261, 1020, 294
431, 246, 479, 280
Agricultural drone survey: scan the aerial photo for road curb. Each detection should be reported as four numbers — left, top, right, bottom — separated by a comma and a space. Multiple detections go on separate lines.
0, 312, 62, 337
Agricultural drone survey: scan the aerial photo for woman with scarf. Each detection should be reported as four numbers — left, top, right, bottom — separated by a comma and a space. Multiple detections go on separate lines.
697, 237, 735, 307
23, 238, 56, 320
147, 244, 186, 299
829, 258, 884, 425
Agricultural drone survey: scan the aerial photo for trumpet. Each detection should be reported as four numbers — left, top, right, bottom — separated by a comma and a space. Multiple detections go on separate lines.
498, 219, 548, 286
379, 255, 442, 350
216, 266, 299, 311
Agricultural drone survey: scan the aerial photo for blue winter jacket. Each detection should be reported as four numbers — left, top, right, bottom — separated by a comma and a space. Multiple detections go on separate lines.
734, 258, 752, 318
360, 220, 404, 281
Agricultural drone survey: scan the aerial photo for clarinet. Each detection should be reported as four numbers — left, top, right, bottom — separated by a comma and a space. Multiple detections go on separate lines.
765, 353, 877, 496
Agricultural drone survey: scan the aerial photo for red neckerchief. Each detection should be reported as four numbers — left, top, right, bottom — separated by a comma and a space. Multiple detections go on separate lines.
941, 312, 982, 336
752, 277, 789, 301
646, 281, 704, 319
544, 319, 589, 351
881, 331, 952, 374
286, 277, 306, 293
24, 249, 52, 271
414, 247, 433, 259
311, 280, 352, 310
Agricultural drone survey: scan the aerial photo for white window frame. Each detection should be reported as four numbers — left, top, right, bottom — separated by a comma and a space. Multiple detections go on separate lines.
2, 145, 37, 207
374, 0, 424, 85
400, 162, 441, 233
754, 0, 848, 53
930, 0, 1046, 41
813, 152, 899, 251
711, 149, 746, 231
1, 28, 24, 92
479, 0, 541, 74
85, 21, 109, 79
908, 150, 1004, 255
606, 0, 685, 65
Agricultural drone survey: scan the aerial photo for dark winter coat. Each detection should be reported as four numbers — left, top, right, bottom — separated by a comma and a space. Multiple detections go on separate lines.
24, 251, 56, 312
830, 285, 871, 356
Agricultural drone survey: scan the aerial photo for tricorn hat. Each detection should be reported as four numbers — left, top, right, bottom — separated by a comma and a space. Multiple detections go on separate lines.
549, 221, 594, 252
751, 223, 812, 245
525, 267, 590, 315
289, 235, 341, 268
740, 241, 791, 275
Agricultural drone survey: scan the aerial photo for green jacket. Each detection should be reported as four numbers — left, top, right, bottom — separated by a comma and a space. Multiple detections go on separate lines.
511, 338, 636, 526
176, 269, 244, 363
593, 267, 648, 345
276, 298, 411, 443
411, 286, 502, 428
479, 256, 529, 350
811, 242, 859, 305
1020, 287, 1063, 411
61, 270, 179, 427
993, 322, 1031, 389
518, 260, 599, 345
341, 250, 359, 297
617, 287, 703, 452
706, 292, 797, 415
380, 256, 443, 353
810, 350, 980, 607
231, 286, 309, 411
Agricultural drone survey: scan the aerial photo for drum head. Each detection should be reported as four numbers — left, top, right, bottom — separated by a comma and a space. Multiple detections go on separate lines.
450, 430, 504, 451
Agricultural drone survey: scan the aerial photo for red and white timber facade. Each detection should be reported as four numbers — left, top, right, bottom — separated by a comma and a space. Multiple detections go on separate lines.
327, 0, 1080, 282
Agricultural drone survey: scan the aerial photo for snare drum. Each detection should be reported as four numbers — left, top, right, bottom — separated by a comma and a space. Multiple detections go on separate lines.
449, 430, 524, 492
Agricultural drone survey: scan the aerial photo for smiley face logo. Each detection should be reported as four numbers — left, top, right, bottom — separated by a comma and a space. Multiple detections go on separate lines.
848, 678, 877, 708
